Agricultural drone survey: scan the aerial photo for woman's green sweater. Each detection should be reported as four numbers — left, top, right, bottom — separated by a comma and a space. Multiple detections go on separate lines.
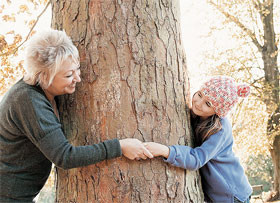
0, 79, 122, 202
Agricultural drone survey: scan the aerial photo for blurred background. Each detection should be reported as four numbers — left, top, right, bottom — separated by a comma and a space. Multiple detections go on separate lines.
0, 0, 279, 202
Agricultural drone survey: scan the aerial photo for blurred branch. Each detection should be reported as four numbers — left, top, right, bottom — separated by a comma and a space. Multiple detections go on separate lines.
249, 76, 265, 100
231, 99, 245, 129
250, 44, 263, 68
250, 0, 264, 44
276, 33, 280, 47
0, 0, 50, 57
208, 0, 263, 52
200, 40, 262, 54
253, 0, 262, 12
250, 76, 264, 86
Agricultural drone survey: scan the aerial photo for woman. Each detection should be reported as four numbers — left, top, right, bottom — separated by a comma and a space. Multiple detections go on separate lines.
0, 29, 152, 202
145, 76, 252, 203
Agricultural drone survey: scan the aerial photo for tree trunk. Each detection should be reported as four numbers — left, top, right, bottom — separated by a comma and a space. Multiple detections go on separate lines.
270, 135, 280, 199
268, 106, 280, 199
51, 0, 203, 202
261, 1, 280, 198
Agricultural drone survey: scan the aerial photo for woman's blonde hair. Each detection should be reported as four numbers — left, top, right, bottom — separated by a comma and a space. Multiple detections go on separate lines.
190, 110, 222, 146
23, 29, 79, 89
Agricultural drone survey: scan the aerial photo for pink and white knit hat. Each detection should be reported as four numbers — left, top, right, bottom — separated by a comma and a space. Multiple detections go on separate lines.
200, 76, 250, 117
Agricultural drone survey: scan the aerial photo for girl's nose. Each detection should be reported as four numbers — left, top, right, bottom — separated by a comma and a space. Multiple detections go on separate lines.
196, 98, 203, 106
196, 99, 204, 109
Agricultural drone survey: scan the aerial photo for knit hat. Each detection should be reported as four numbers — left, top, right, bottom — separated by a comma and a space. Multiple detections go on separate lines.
200, 76, 250, 117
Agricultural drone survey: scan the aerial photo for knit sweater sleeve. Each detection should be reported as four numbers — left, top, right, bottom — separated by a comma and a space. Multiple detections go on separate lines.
12, 88, 122, 169
164, 119, 231, 170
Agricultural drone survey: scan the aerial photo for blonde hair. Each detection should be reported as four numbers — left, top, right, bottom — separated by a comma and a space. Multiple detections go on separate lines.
190, 110, 222, 146
23, 29, 79, 89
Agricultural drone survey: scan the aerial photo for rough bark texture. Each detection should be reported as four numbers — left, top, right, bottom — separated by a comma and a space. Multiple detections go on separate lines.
51, 0, 203, 202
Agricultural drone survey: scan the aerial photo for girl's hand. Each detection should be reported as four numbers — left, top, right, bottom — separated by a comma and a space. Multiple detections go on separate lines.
143, 142, 170, 158
119, 138, 153, 160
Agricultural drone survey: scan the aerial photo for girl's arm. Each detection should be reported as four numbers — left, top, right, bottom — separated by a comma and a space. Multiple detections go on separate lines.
144, 142, 170, 158
144, 119, 232, 170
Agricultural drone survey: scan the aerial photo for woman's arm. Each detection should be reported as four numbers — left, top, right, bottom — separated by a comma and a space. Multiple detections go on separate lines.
13, 90, 152, 169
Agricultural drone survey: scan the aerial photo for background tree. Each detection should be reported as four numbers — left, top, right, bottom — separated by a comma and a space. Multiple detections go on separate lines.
201, 0, 279, 200
51, 0, 203, 202
0, 0, 50, 96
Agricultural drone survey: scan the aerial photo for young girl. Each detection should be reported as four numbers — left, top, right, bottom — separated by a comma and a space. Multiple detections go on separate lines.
144, 76, 252, 203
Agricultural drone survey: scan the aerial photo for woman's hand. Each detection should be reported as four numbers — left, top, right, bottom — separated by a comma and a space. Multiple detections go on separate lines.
119, 138, 153, 160
143, 142, 170, 158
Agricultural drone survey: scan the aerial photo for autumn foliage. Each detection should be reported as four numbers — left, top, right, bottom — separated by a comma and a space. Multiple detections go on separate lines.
0, 0, 49, 96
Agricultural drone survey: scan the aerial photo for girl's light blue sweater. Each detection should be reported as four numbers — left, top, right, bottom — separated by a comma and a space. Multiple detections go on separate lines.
165, 117, 252, 202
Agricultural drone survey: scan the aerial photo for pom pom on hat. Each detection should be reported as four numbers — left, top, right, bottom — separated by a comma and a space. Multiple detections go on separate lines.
200, 76, 250, 117
237, 84, 250, 98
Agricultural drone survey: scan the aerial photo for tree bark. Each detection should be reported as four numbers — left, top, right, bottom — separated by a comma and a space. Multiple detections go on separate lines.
261, 1, 279, 198
268, 107, 280, 199
51, 0, 203, 202
270, 135, 280, 199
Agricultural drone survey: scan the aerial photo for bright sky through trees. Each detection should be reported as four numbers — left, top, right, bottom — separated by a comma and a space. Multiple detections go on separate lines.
0, 0, 245, 94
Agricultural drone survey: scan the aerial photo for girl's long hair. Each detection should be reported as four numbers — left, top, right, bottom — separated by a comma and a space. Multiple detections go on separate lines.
190, 109, 222, 146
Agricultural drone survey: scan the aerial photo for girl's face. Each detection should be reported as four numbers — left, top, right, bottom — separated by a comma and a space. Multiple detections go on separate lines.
45, 59, 81, 97
192, 91, 216, 120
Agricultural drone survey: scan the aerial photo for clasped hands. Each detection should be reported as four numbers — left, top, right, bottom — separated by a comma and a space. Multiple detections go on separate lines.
119, 138, 170, 160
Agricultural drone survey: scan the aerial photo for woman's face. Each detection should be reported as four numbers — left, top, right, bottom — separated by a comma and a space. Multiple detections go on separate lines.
46, 59, 81, 97
192, 91, 216, 119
